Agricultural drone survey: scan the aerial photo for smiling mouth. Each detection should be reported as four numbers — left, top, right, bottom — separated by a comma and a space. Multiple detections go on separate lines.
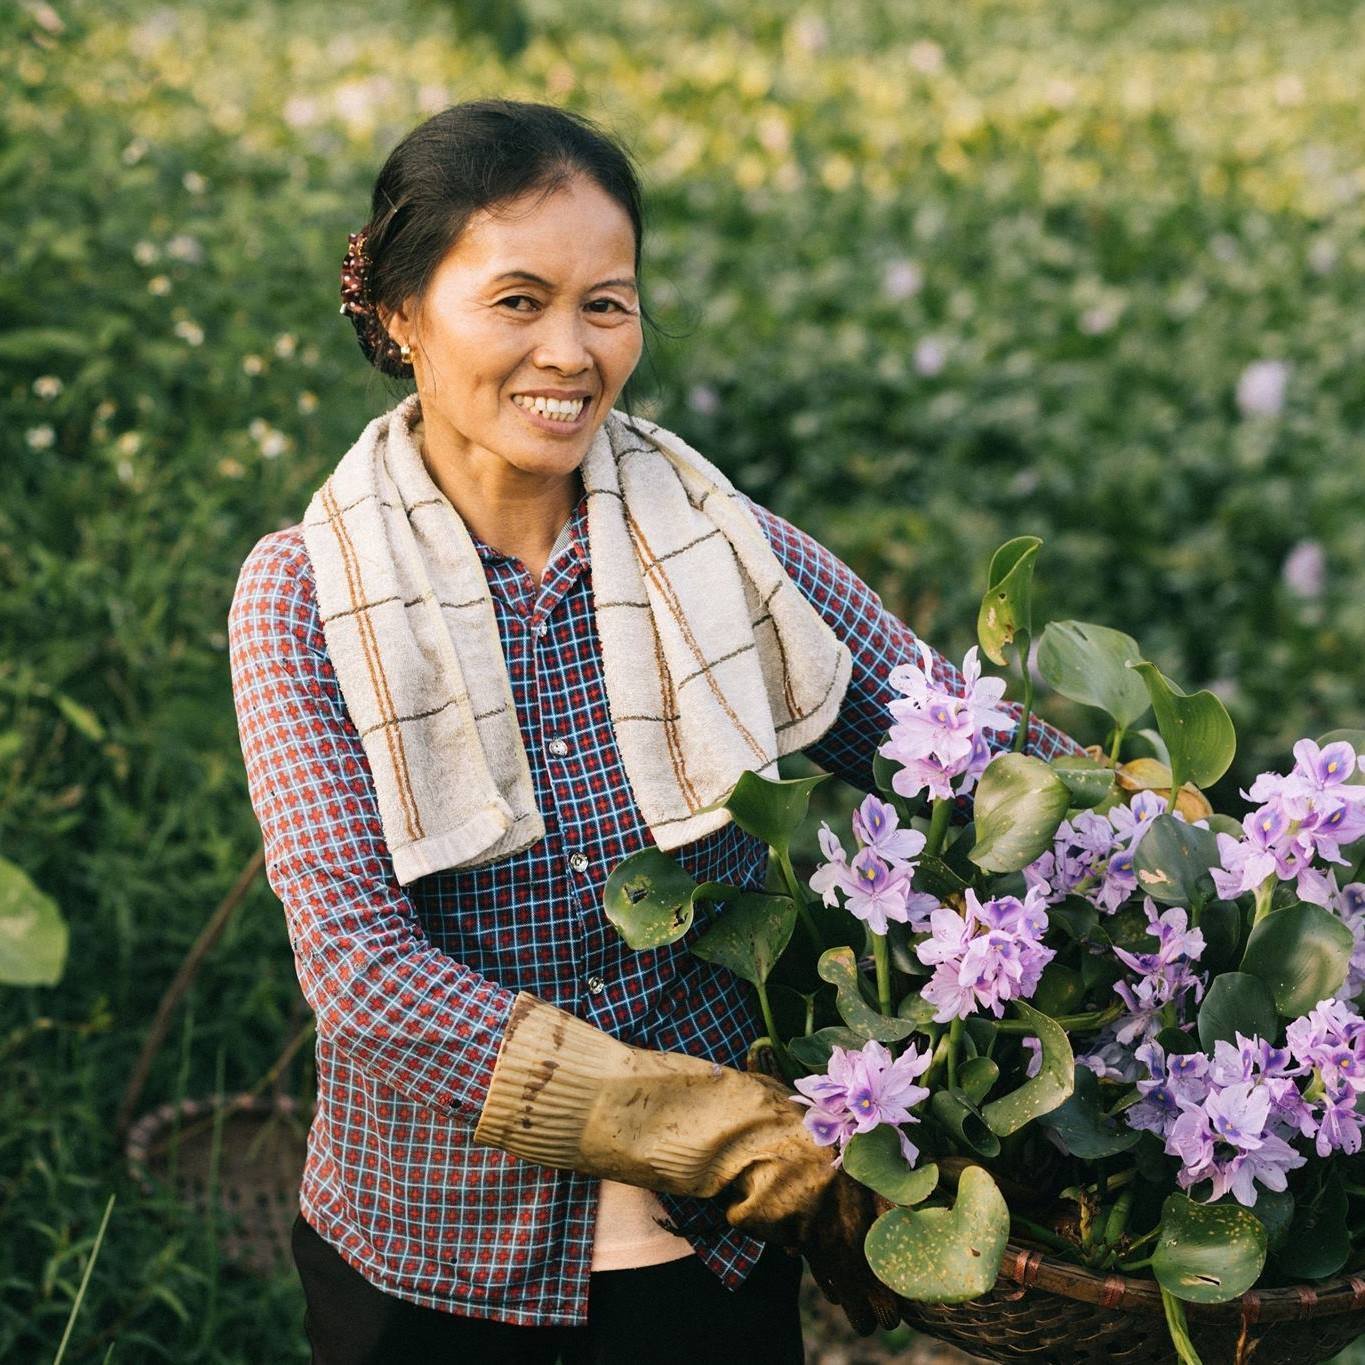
511, 394, 590, 423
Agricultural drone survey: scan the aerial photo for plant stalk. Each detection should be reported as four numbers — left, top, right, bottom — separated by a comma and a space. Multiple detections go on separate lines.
925, 798, 953, 858
871, 931, 893, 1016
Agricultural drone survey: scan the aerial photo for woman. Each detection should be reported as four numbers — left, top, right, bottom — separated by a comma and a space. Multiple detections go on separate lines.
227, 98, 1083, 1364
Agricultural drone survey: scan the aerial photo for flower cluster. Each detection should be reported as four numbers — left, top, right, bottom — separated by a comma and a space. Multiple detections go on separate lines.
916, 885, 1055, 1021
878, 643, 1015, 803
792, 1037, 934, 1167
1126, 998, 1365, 1206
809, 793, 939, 934
1024, 790, 1197, 915
1212, 739, 1365, 907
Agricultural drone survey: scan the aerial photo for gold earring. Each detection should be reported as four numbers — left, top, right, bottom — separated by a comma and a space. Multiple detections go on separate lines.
399, 342, 412, 364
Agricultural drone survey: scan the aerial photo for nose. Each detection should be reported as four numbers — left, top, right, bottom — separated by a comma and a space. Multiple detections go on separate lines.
531, 303, 593, 376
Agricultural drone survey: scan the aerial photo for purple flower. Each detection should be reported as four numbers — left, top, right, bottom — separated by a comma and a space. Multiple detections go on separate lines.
850, 793, 926, 867
917, 885, 1055, 1022
808, 811, 938, 933
792, 1038, 933, 1167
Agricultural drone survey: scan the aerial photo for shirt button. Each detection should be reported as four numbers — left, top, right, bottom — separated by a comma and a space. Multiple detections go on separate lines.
586, 974, 606, 994
532, 621, 548, 636
547, 738, 569, 757
568, 852, 589, 873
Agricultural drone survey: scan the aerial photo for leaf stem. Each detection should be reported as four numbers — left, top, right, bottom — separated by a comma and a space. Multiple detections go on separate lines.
776, 846, 824, 955
995, 1003, 1122, 1034
1010, 631, 1034, 754
1251, 875, 1276, 926
54, 1192, 116, 1365
1010, 1214, 1078, 1257
872, 932, 893, 1017
925, 798, 952, 859
1108, 725, 1126, 767
946, 1015, 963, 1090
1160, 1285, 1204, 1365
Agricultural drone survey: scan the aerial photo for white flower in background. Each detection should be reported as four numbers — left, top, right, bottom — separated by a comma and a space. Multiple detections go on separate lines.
687, 383, 719, 415
909, 40, 944, 74
913, 337, 946, 376
32, 376, 63, 400
1236, 359, 1291, 417
121, 137, 149, 166
282, 95, 320, 129
242, 354, 265, 376
1308, 238, 1338, 274
789, 14, 828, 53
133, 240, 159, 266
1281, 540, 1325, 600
116, 431, 142, 455
274, 333, 297, 359
882, 258, 923, 302
174, 319, 204, 346
95, 400, 117, 421
1080, 303, 1120, 335
26, 425, 55, 450
182, 170, 207, 195
1210, 233, 1240, 262
298, 391, 318, 414
166, 234, 203, 264
148, 275, 171, 295
250, 418, 288, 458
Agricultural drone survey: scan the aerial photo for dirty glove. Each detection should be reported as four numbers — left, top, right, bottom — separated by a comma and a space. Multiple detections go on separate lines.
471, 991, 899, 1333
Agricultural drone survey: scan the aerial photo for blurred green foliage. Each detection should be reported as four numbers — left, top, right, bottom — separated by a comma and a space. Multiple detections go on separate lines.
2, 0, 1364, 1356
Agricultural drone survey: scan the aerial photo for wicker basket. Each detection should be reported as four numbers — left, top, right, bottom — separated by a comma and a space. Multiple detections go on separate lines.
901, 1244, 1365, 1364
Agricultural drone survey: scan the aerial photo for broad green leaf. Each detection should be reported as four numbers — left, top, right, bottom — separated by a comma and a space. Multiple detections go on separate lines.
930, 1088, 1002, 1158
0, 857, 68, 986
817, 947, 915, 1041
897, 992, 940, 1029
957, 1056, 999, 1107
691, 891, 797, 987
1037, 1065, 1140, 1158
1197, 973, 1277, 1051
1126, 661, 1236, 792
977, 536, 1042, 666
1245, 1188, 1294, 1253
1198, 900, 1243, 973
1240, 902, 1352, 1017
786, 1026, 865, 1071
1049, 754, 1117, 810
1037, 620, 1150, 729
1031, 963, 1085, 1017
843, 1126, 939, 1206
601, 847, 700, 949
1272, 1173, 1348, 1280
1133, 815, 1219, 907
912, 853, 969, 901
1048, 898, 1101, 945
695, 769, 830, 857
1154, 1193, 1266, 1305
864, 1164, 1010, 1303
981, 1001, 1074, 1135
968, 753, 1072, 874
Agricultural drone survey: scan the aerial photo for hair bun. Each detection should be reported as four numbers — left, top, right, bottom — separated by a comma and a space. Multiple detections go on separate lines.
339, 228, 411, 378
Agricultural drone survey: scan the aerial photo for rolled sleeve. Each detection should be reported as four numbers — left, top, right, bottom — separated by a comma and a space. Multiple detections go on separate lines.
226, 530, 516, 1121
740, 493, 1085, 802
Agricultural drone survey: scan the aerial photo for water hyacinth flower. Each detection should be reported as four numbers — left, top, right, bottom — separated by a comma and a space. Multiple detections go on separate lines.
879, 642, 1016, 803
809, 794, 939, 934
916, 885, 1055, 1022
791, 1038, 933, 1167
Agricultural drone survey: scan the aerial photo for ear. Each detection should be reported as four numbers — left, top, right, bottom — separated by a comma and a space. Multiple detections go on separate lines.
376, 298, 412, 350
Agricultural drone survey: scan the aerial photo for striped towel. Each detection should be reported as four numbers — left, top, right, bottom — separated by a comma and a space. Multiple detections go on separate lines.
301, 393, 852, 884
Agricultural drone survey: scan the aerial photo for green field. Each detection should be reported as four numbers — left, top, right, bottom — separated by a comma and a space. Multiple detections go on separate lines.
4, 0, 1365, 1357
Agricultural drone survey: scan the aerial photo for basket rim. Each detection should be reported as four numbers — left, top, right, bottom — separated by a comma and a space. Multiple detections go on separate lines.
997, 1241, 1365, 1325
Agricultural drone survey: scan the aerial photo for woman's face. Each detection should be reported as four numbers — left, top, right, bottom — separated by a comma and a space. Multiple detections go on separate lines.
383, 174, 644, 484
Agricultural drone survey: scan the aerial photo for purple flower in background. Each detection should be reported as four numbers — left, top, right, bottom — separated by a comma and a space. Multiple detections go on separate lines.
792, 1038, 933, 1167
1281, 540, 1325, 600
1335, 881, 1365, 1000
917, 885, 1055, 1021
1105, 898, 1207, 1048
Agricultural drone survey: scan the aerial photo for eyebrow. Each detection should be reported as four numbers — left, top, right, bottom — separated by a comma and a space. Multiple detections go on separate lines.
490, 270, 638, 292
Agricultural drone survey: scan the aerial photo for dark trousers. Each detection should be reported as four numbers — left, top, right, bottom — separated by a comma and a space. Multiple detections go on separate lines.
290, 1211, 806, 1363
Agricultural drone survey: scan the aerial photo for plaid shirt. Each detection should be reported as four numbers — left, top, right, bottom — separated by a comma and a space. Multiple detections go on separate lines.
227, 475, 1082, 1327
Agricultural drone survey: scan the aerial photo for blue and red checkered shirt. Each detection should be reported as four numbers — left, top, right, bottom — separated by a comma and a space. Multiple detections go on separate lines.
227, 473, 1082, 1327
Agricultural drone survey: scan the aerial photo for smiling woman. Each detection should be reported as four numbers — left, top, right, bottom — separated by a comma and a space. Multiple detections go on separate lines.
229, 96, 1080, 1364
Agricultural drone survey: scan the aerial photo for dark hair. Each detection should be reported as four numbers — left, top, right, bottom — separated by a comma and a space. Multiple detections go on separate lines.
346, 98, 665, 426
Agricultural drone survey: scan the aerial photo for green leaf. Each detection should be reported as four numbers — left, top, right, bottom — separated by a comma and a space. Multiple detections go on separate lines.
930, 1089, 1002, 1158
1240, 902, 1353, 1017
1197, 900, 1244, 974
957, 1055, 1000, 1107
1037, 620, 1150, 729
696, 769, 830, 857
817, 947, 915, 1041
968, 753, 1072, 873
786, 1026, 865, 1071
1154, 1193, 1267, 1304
601, 847, 700, 949
691, 891, 797, 987
977, 536, 1042, 667
1197, 973, 1278, 1051
0, 857, 68, 986
1031, 963, 1085, 1018
864, 1164, 1010, 1303
981, 1001, 1075, 1136
1133, 815, 1220, 907
1049, 754, 1117, 810
1126, 661, 1236, 792
1245, 1188, 1294, 1253
1037, 1065, 1141, 1158
843, 1126, 939, 1206
53, 691, 106, 742
1272, 1173, 1348, 1280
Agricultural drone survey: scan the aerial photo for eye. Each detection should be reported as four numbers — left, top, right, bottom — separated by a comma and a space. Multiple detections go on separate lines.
588, 298, 631, 313
497, 295, 540, 312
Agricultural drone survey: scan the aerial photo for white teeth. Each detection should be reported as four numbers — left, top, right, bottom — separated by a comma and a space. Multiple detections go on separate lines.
513, 394, 586, 421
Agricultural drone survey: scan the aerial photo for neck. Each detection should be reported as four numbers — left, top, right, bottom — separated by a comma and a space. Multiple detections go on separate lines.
412, 409, 583, 575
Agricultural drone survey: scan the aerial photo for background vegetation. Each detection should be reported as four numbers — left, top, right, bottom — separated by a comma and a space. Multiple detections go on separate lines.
3, 0, 1363, 1357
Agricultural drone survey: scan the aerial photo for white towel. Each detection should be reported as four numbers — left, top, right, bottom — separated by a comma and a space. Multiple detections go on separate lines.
301, 393, 852, 885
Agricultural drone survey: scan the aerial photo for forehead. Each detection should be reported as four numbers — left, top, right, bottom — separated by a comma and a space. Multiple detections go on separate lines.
442, 177, 636, 279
